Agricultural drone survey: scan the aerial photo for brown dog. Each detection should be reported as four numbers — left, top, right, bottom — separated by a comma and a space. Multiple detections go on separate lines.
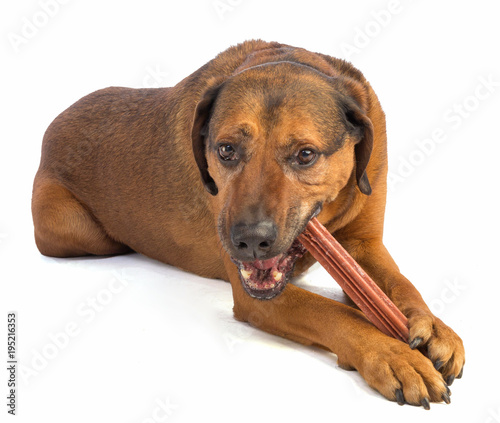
32, 40, 464, 408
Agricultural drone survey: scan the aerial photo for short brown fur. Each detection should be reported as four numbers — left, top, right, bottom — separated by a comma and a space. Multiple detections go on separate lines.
32, 40, 464, 407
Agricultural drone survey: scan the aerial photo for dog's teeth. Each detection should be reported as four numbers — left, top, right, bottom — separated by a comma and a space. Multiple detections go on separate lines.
272, 271, 283, 281
240, 269, 253, 280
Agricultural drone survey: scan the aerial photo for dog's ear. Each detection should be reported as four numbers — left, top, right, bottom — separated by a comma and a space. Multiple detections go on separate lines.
191, 79, 224, 196
342, 98, 374, 196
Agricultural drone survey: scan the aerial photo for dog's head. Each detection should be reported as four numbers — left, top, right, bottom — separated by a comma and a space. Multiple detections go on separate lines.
192, 61, 373, 299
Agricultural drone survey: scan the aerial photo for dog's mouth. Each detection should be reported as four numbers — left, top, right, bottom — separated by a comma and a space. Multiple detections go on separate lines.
232, 240, 307, 300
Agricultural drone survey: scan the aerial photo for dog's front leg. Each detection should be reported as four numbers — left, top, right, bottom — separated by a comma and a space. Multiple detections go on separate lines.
339, 239, 465, 387
223, 256, 451, 407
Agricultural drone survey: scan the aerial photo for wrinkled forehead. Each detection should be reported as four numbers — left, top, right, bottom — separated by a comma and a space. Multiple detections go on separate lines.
210, 62, 346, 140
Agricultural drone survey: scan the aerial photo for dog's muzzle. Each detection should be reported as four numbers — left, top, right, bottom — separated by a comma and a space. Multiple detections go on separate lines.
231, 240, 306, 300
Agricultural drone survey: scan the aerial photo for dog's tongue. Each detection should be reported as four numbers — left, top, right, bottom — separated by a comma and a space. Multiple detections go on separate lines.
248, 255, 282, 270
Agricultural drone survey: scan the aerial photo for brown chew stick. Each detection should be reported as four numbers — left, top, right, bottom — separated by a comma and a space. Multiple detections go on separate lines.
298, 218, 409, 343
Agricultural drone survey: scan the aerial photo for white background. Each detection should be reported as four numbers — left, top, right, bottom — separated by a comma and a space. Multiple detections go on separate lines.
1, 0, 500, 422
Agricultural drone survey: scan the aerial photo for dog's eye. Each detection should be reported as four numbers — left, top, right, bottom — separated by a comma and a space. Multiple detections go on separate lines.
218, 144, 238, 161
296, 149, 317, 166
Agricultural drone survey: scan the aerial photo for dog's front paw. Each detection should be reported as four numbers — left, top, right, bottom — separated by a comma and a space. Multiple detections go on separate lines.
406, 308, 465, 385
349, 336, 450, 408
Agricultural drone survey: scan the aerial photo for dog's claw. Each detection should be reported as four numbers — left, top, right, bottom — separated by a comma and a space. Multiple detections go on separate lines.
444, 383, 451, 396
446, 374, 455, 386
395, 388, 405, 405
409, 336, 423, 350
441, 391, 451, 404
421, 397, 431, 410
457, 366, 464, 379
433, 359, 444, 371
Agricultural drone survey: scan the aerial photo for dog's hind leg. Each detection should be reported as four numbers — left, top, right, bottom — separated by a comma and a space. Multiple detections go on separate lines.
32, 176, 130, 258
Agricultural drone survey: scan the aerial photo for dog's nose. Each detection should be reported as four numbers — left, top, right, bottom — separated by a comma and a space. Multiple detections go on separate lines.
230, 220, 278, 261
